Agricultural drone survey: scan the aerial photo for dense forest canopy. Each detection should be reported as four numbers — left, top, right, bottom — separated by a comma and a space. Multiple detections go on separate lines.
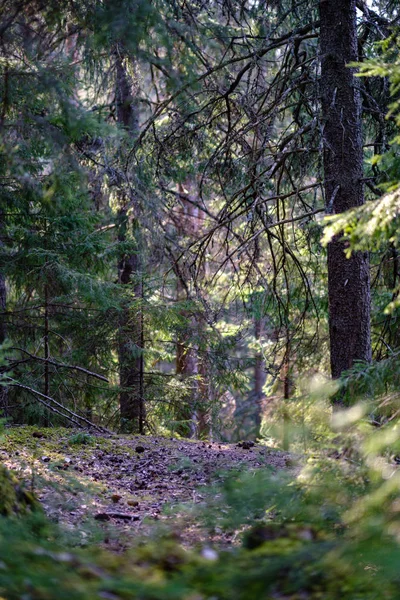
0, 0, 398, 439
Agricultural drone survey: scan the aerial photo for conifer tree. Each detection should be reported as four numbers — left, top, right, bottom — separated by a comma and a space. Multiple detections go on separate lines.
320, 0, 372, 383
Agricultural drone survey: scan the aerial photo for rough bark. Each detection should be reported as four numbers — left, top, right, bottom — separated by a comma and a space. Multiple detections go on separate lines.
320, 0, 371, 385
115, 52, 144, 432
117, 234, 144, 432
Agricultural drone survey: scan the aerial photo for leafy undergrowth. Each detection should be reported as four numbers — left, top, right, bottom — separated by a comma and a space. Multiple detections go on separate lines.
0, 508, 391, 600
2, 422, 400, 599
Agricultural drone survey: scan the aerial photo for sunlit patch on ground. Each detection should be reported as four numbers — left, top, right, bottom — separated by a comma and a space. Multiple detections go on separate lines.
1, 426, 289, 550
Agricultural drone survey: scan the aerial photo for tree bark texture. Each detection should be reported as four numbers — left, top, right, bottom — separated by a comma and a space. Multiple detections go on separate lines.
320, 0, 371, 382
115, 52, 144, 432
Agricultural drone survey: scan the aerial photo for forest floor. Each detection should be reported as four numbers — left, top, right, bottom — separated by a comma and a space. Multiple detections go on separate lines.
1, 427, 291, 551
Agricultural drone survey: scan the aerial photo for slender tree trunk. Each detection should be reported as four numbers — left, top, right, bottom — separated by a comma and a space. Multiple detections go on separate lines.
254, 314, 265, 431
43, 281, 50, 426
115, 52, 144, 432
176, 297, 198, 438
0, 274, 6, 346
44, 282, 49, 397
174, 181, 208, 438
197, 349, 210, 437
320, 0, 371, 388
254, 317, 264, 398
0, 211, 7, 416
282, 331, 291, 450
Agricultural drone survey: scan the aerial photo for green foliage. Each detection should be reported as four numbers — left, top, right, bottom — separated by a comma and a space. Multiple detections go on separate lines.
2, 2, 400, 597
0, 465, 40, 517
2, 402, 400, 599
322, 33, 400, 328
323, 36, 400, 251
322, 188, 400, 258
67, 432, 95, 446
0, 422, 40, 516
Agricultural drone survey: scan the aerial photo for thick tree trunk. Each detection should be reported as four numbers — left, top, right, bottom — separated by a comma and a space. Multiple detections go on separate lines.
115, 53, 144, 432
117, 237, 144, 431
320, 0, 371, 386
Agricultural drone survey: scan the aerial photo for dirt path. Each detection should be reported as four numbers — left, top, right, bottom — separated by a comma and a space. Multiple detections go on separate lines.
1, 427, 290, 549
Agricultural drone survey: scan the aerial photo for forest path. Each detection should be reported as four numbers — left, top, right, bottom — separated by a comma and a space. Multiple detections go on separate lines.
1, 427, 290, 550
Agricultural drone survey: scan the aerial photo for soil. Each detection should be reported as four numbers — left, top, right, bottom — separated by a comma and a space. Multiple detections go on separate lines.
1, 427, 291, 550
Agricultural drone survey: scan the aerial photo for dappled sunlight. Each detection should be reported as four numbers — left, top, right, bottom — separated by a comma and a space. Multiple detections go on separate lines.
1, 0, 400, 597
2, 427, 289, 550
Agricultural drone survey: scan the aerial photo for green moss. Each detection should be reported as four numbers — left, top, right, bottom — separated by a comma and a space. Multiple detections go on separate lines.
3, 426, 115, 458
68, 432, 95, 446
0, 465, 40, 516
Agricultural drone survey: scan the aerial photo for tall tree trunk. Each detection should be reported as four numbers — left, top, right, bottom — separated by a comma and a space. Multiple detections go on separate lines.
281, 333, 291, 451
0, 211, 7, 415
115, 52, 144, 432
176, 299, 198, 438
174, 181, 208, 438
44, 282, 49, 399
0, 273, 10, 417
43, 280, 50, 426
254, 314, 265, 432
0, 274, 6, 346
320, 0, 371, 388
118, 243, 144, 431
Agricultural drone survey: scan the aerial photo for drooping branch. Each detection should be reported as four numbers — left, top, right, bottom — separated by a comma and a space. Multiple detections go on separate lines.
9, 348, 109, 382
6, 378, 112, 434
125, 21, 320, 166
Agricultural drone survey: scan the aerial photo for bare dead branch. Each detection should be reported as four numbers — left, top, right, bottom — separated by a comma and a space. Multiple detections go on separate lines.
10, 348, 109, 382
5, 378, 112, 434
